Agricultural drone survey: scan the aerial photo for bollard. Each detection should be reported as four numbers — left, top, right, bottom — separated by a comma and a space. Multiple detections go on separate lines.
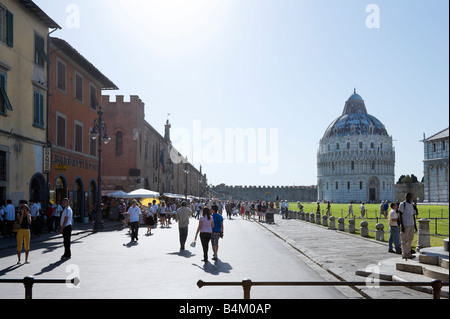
322, 214, 328, 227
299, 211, 305, 220
316, 212, 321, 225
338, 217, 345, 231
375, 223, 385, 241
360, 220, 369, 238
310, 212, 316, 223
417, 219, 431, 249
23, 276, 34, 300
348, 219, 356, 233
305, 212, 309, 221
329, 216, 336, 230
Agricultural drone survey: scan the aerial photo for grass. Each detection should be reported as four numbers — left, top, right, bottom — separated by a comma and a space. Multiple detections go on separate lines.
288, 202, 449, 248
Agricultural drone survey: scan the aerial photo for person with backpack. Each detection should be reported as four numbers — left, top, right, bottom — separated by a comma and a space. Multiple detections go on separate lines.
397, 193, 418, 259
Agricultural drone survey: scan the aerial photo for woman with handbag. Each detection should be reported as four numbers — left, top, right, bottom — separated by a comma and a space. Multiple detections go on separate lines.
16, 203, 32, 264
194, 207, 214, 262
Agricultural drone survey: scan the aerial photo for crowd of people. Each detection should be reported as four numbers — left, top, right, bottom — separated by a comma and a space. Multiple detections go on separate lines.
0, 198, 73, 264
1, 193, 420, 265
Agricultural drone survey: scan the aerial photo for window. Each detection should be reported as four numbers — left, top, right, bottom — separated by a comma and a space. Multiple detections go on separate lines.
0, 72, 13, 114
116, 131, 123, 157
89, 84, 97, 109
360, 181, 363, 190
443, 141, 446, 151
370, 142, 374, 149
335, 182, 339, 190
33, 91, 44, 128
56, 59, 66, 91
75, 72, 83, 102
0, 6, 13, 47
89, 129, 96, 156
35, 33, 49, 67
74, 122, 83, 153
0, 150, 6, 181
56, 114, 66, 148
432, 143, 436, 152
347, 142, 350, 149
336, 143, 340, 150
351, 161, 355, 170
347, 182, 350, 190
359, 141, 363, 149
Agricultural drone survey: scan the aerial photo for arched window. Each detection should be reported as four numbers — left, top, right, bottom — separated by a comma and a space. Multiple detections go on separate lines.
351, 161, 355, 170
116, 131, 123, 157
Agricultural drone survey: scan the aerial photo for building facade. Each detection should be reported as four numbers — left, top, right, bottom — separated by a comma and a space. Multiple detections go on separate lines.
0, 0, 60, 205
317, 90, 395, 203
423, 127, 449, 203
47, 37, 118, 222
101, 95, 207, 198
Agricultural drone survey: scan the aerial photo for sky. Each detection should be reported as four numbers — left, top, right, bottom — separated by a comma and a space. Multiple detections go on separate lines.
35, 0, 449, 187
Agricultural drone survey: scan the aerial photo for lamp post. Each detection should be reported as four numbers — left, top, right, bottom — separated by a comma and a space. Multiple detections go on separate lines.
183, 161, 190, 201
90, 105, 111, 230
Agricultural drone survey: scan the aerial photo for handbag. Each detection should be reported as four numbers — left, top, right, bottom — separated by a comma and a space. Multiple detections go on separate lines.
13, 220, 20, 232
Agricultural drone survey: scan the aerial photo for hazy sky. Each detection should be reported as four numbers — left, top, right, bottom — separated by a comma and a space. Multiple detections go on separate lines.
36, 0, 449, 187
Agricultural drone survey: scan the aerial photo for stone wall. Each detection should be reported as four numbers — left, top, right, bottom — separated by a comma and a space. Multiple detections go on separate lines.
394, 182, 424, 202
211, 184, 317, 202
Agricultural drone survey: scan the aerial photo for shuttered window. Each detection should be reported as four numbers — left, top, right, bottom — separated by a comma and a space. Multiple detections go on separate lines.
33, 91, 44, 128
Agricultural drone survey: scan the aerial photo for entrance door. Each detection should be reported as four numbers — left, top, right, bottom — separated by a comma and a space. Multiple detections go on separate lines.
369, 188, 376, 202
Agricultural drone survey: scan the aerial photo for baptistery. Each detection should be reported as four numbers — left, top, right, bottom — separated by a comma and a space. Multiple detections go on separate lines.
317, 90, 395, 203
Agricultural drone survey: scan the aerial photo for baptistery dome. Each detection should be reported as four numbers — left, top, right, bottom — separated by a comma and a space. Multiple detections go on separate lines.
323, 90, 388, 139
317, 90, 395, 203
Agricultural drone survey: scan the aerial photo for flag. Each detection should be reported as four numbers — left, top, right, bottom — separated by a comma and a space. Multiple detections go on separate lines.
159, 149, 165, 173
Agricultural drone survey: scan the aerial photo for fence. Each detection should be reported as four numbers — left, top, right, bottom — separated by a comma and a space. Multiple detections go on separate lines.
197, 279, 449, 299
0, 276, 80, 299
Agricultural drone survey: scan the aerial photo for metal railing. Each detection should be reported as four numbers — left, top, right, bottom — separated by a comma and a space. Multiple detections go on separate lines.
197, 279, 449, 299
0, 276, 80, 299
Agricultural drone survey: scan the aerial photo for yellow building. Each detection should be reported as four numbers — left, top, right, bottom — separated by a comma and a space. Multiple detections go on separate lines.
0, 0, 60, 205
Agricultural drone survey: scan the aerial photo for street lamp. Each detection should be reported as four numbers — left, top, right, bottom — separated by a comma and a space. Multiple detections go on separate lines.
90, 104, 111, 230
183, 161, 190, 200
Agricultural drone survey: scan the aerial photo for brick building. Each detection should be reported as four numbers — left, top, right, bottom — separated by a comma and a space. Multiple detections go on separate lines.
48, 37, 118, 222
101, 95, 207, 198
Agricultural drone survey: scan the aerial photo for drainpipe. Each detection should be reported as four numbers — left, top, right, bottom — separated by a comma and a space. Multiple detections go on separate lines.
45, 27, 59, 208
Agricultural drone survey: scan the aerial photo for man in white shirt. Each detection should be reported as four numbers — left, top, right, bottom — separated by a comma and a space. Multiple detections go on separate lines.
398, 193, 417, 259
4, 200, 15, 237
388, 203, 401, 254
60, 198, 73, 260
30, 200, 41, 237
126, 200, 142, 243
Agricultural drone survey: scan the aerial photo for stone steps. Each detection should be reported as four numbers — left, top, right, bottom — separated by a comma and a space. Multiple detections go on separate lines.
396, 244, 449, 283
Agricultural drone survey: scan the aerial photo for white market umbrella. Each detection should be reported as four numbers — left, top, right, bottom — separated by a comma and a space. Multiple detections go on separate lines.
126, 188, 160, 198
106, 190, 129, 198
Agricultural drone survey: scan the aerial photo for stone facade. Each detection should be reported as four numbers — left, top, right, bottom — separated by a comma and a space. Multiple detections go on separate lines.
211, 184, 317, 202
317, 90, 395, 203
423, 128, 449, 203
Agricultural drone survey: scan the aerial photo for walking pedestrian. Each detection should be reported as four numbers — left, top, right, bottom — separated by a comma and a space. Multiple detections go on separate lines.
325, 201, 331, 216
211, 205, 224, 261
194, 207, 214, 262
126, 199, 141, 243
388, 202, 401, 254
359, 202, 366, 219
176, 201, 192, 250
345, 201, 354, 218
159, 201, 168, 228
60, 198, 73, 260
16, 203, 32, 264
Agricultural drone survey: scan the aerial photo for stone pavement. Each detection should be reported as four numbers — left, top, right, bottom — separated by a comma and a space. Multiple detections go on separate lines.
256, 214, 449, 299
1, 215, 447, 299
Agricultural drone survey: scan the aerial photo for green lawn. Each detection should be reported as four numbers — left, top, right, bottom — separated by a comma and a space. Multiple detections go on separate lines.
288, 202, 449, 248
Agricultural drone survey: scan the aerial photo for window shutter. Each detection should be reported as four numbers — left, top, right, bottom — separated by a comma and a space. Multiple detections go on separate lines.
6, 10, 13, 47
